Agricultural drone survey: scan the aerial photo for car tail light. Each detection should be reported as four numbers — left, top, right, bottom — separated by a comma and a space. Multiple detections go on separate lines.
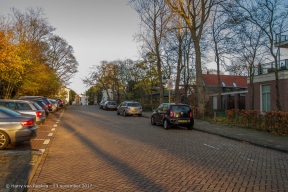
21, 119, 34, 126
47, 104, 52, 108
41, 106, 46, 110
190, 111, 193, 118
126, 107, 130, 110
169, 110, 174, 118
36, 111, 42, 117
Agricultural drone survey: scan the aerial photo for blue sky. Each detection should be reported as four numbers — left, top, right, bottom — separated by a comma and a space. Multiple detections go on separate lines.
0, 0, 140, 94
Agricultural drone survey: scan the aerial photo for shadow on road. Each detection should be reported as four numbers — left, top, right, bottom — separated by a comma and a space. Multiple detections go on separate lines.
61, 115, 167, 191
1, 143, 32, 191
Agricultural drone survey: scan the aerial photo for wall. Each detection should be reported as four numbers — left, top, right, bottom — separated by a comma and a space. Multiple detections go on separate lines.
246, 71, 288, 111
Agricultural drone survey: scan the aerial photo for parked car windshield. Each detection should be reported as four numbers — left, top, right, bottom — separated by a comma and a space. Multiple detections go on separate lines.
127, 103, 140, 107
171, 105, 190, 112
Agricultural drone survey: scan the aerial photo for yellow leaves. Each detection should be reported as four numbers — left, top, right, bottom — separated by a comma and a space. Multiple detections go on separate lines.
0, 31, 25, 84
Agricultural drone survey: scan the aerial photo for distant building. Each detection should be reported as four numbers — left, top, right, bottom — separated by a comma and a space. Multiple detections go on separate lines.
57, 86, 70, 105
101, 89, 113, 101
202, 74, 248, 110
75, 93, 88, 105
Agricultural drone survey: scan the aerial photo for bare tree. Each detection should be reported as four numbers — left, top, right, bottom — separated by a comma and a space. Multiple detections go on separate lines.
225, 0, 288, 111
129, 0, 171, 103
46, 35, 79, 85
10, 7, 55, 62
165, 0, 217, 112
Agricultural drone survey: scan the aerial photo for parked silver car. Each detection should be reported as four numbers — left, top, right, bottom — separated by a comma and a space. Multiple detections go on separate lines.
0, 106, 38, 149
103, 101, 117, 110
48, 98, 59, 112
0, 99, 46, 125
99, 100, 106, 109
117, 101, 142, 117
18, 96, 53, 112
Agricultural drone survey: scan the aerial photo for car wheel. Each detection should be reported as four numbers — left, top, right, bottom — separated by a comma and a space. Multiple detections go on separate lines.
151, 116, 156, 125
117, 110, 120, 115
163, 119, 170, 130
0, 131, 10, 150
123, 110, 127, 117
138, 114, 142, 117
187, 124, 194, 130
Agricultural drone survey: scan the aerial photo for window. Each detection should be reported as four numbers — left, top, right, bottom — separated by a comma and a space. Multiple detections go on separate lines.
32, 103, 42, 110
0, 102, 16, 110
17, 103, 32, 110
128, 103, 140, 107
163, 104, 168, 111
233, 82, 237, 87
261, 84, 270, 111
157, 104, 163, 111
221, 82, 226, 86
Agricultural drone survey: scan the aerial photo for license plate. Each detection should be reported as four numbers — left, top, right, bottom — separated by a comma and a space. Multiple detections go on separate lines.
178, 120, 189, 123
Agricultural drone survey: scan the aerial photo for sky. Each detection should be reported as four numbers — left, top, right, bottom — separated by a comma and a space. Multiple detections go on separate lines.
0, 0, 140, 94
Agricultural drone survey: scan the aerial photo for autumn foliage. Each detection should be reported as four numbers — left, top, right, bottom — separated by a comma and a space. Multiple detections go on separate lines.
0, 7, 78, 99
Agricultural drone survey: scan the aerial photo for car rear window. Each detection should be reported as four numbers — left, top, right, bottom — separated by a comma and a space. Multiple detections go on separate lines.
41, 98, 51, 104
0, 107, 21, 117
0, 102, 16, 110
36, 100, 45, 106
108, 102, 116, 105
32, 103, 42, 110
171, 105, 191, 112
17, 103, 32, 110
127, 103, 141, 107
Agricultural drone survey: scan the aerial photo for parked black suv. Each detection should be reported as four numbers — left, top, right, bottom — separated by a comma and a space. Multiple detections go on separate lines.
151, 103, 194, 130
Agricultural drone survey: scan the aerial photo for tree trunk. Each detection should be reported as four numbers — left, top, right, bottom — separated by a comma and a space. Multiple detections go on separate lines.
271, 50, 282, 111
193, 38, 205, 113
175, 41, 182, 103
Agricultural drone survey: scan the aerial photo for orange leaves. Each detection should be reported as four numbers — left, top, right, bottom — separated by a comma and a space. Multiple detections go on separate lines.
0, 31, 24, 84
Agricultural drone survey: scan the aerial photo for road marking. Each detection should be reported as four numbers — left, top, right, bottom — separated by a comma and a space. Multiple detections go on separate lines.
33, 139, 45, 141
43, 139, 50, 145
53, 124, 57, 127
48, 133, 53, 137
51, 128, 55, 131
240, 156, 254, 161
204, 144, 220, 150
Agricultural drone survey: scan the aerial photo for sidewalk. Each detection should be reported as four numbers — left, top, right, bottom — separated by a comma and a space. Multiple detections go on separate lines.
1, 110, 62, 192
142, 111, 288, 153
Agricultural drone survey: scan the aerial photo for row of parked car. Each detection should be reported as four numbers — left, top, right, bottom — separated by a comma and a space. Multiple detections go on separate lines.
0, 96, 64, 149
99, 100, 143, 117
99, 100, 194, 130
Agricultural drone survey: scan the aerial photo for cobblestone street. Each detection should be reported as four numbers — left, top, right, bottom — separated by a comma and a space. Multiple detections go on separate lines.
26, 105, 288, 191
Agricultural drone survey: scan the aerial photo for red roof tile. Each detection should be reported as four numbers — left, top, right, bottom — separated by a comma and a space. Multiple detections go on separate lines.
202, 74, 247, 87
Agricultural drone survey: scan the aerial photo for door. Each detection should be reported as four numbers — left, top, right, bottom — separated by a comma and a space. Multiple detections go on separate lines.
154, 104, 163, 123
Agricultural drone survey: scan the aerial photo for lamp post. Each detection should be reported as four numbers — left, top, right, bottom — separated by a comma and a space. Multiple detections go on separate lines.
162, 75, 167, 103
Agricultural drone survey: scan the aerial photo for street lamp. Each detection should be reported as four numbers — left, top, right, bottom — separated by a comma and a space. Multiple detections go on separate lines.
162, 75, 167, 103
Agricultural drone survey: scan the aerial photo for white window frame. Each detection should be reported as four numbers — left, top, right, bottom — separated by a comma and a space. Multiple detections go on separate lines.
260, 84, 270, 111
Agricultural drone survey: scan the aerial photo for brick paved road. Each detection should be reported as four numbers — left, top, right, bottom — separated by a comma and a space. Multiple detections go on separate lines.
28, 105, 288, 191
